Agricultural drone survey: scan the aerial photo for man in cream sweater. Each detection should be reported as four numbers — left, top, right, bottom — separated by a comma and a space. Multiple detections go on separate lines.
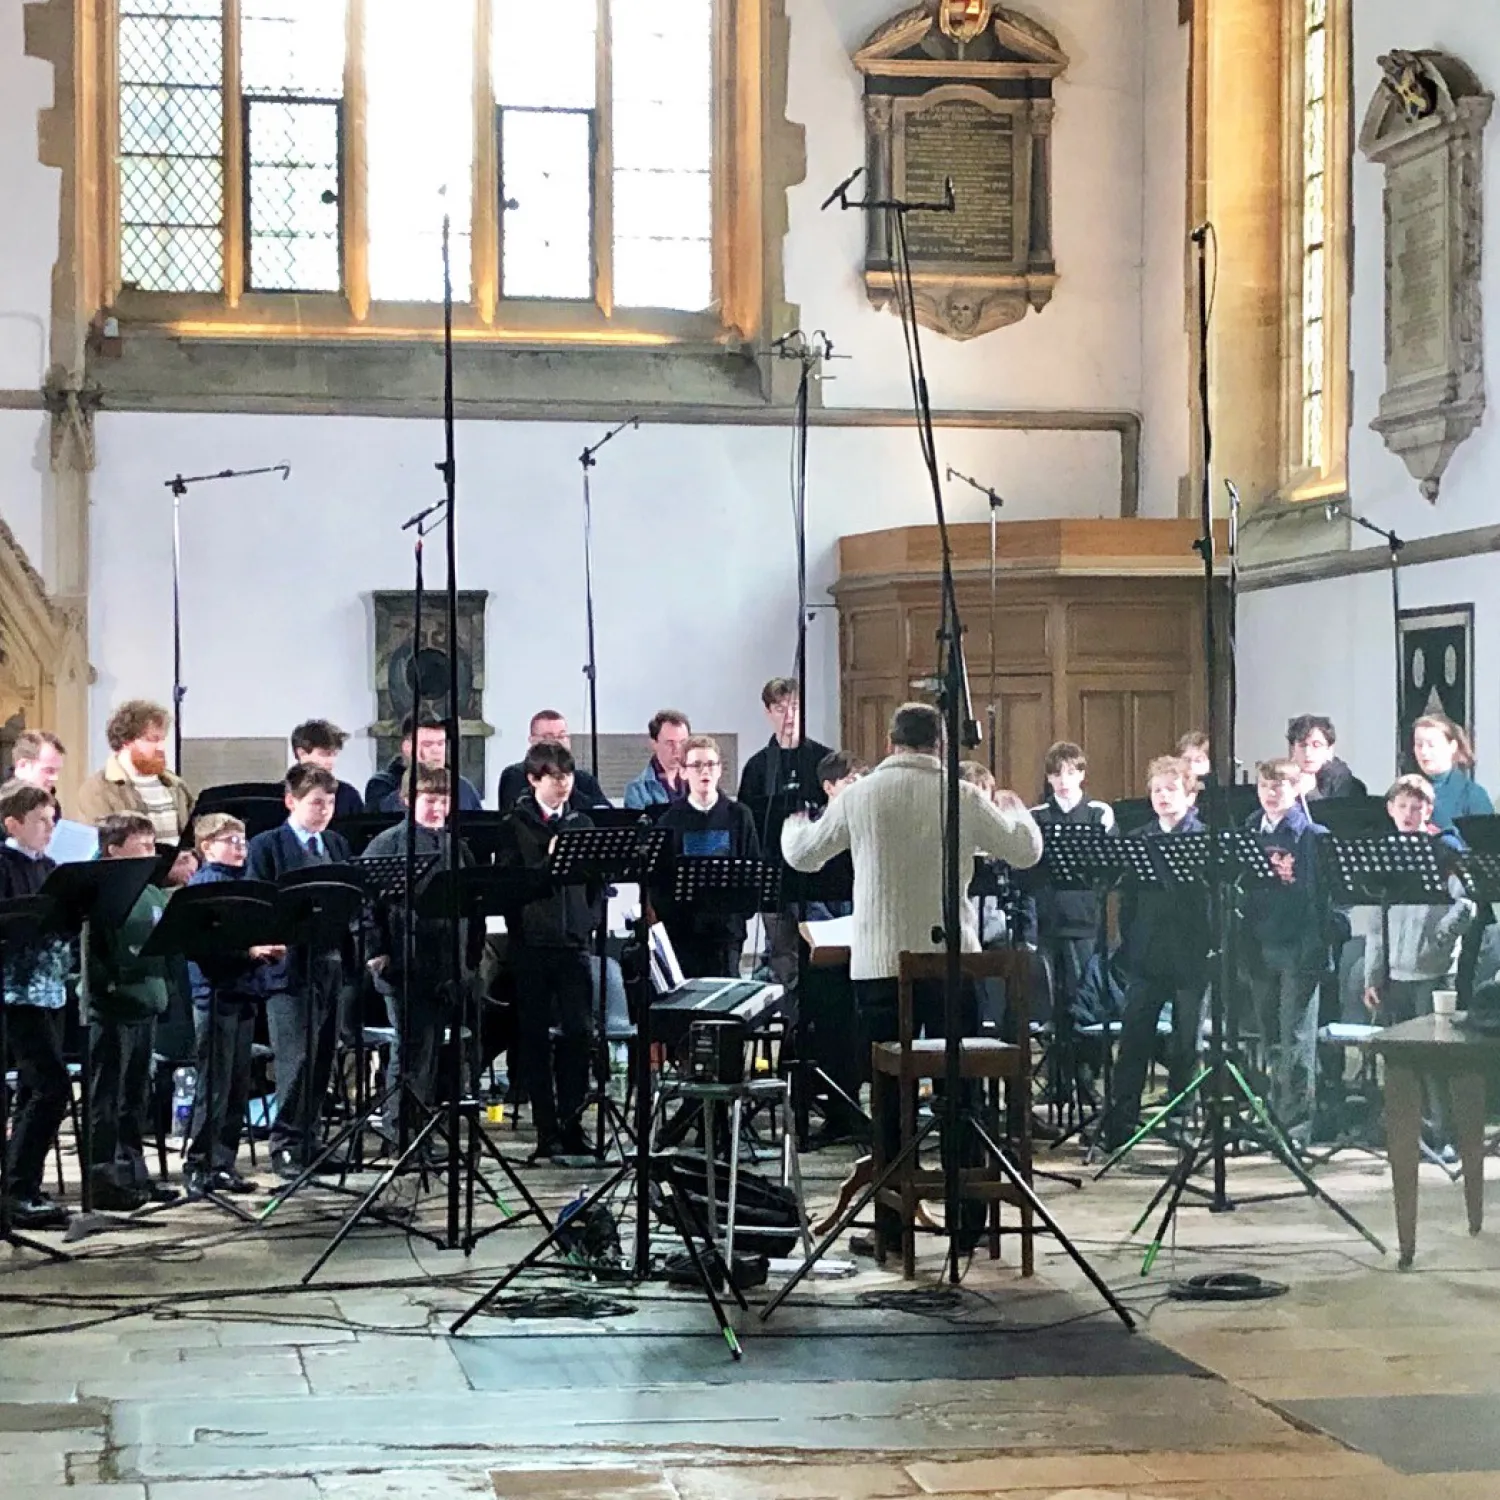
782, 702, 1043, 992
781, 702, 1042, 1249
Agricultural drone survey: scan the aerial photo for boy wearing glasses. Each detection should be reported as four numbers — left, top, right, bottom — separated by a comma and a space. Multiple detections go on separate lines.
656, 735, 762, 977
496, 742, 598, 1159
183, 813, 284, 1195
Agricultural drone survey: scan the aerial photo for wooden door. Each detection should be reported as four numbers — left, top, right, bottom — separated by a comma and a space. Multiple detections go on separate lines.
1071, 678, 1188, 804
978, 675, 1053, 799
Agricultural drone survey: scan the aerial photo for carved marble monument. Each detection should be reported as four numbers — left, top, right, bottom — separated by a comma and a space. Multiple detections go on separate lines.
1360, 50, 1493, 500
368, 590, 493, 795
853, 3, 1066, 340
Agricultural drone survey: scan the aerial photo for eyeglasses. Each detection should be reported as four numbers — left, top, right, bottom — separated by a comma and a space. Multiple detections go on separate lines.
685, 760, 720, 771
209, 835, 246, 849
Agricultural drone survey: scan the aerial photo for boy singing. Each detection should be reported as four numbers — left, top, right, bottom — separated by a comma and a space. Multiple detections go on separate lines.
1106, 757, 1209, 1149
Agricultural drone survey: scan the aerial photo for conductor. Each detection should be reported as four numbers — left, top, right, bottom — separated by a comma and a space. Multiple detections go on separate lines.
780, 702, 1043, 1243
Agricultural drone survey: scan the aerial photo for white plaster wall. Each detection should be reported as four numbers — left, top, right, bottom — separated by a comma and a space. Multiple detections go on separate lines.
0, 0, 60, 579
0, 0, 1187, 779
788, 0, 1151, 415
1138, 1, 1190, 518
1239, 1, 1500, 791
88, 411, 1122, 790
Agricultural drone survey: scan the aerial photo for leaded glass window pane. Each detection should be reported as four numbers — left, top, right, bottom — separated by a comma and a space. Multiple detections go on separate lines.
610, 0, 712, 311
118, 0, 224, 292
367, 0, 475, 301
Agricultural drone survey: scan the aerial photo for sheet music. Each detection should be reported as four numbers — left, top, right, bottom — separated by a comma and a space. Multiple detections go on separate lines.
47, 819, 101, 866
800, 915, 854, 957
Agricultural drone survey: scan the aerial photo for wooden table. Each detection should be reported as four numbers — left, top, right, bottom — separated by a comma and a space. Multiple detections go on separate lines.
1373, 1013, 1500, 1268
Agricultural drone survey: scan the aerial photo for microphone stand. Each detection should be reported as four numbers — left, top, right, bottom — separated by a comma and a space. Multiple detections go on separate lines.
946, 467, 1005, 777
1334, 503, 1406, 778
165, 463, 290, 771
579, 416, 640, 779
762, 171, 1131, 1326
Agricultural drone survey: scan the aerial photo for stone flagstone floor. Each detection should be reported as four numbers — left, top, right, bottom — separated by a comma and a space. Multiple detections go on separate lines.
4, 1123, 1500, 1499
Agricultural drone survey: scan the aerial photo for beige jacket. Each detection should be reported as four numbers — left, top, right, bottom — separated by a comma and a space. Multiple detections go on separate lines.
74, 753, 195, 833
781, 751, 1043, 982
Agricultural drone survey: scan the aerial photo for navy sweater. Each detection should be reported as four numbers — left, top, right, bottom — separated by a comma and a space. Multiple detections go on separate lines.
1241, 802, 1330, 971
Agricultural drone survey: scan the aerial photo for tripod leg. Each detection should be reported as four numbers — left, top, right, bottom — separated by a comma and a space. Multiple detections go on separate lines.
470, 1125, 552, 1230
665, 1188, 743, 1359
1093, 1065, 1212, 1180
761, 1115, 939, 1321
302, 1108, 448, 1282
1226, 1061, 1387, 1255
449, 1162, 631, 1333
967, 1116, 1134, 1328
1140, 1138, 1210, 1275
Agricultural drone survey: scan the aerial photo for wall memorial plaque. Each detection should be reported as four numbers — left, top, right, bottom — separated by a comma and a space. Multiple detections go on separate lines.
1360, 51, 1493, 501
854, 3, 1066, 341
368, 589, 493, 797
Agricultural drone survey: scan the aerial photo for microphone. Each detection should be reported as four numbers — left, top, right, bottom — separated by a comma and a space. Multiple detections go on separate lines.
820, 167, 863, 212
277, 463, 291, 480
1324, 499, 1343, 522
1190, 223, 1210, 245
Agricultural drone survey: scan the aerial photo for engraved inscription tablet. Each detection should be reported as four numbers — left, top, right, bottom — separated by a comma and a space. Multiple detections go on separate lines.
1387, 157, 1450, 384
853, 5, 1066, 341
1360, 49, 1491, 501
901, 99, 1015, 263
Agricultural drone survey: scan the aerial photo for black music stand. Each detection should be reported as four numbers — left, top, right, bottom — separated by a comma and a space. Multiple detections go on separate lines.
330, 811, 403, 855
451, 824, 753, 1358
780, 859, 867, 1150
548, 822, 639, 1162
1104, 828, 1385, 1270
254, 866, 366, 1217
345, 848, 438, 1169
0, 895, 70, 1261
140, 879, 281, 1221
1316, 829, 1455, 1171
1031, 822, 1124, 1141
1094, 828, 1272, 1174
302, 861, 552, 1281
43, 856, 159, 1227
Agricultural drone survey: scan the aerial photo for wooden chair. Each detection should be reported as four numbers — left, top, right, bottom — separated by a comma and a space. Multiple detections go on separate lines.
869, 949, 1034, 1278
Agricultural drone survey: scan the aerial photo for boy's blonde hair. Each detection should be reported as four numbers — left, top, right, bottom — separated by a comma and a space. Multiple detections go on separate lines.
1386, 773, 1435, 807
194, 812, 246, 851
1146, 755, 1196, 793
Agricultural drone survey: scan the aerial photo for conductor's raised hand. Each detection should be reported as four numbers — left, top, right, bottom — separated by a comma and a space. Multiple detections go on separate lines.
993, 789, 1030, 818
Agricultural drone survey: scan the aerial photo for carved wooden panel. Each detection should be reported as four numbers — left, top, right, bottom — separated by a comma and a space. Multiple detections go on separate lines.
1067, 603, 1191, 666
1073, 682, 1185, 803
845, 606, 901, 675
987, 675, 1053, 800
835, 533, 1212, 805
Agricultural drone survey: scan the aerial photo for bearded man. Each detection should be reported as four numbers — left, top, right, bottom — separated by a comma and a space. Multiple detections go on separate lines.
76, 700, 195, 841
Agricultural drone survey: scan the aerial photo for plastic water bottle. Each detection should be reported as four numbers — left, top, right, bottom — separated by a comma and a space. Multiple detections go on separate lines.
172, 1067, 197, 1141
608, 1042, 630, 1100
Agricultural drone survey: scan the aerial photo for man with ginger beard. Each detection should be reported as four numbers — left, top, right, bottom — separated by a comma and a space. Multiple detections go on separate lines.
76, 699, 195, 840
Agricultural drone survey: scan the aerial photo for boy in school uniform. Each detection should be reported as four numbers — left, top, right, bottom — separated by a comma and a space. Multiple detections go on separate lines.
85, 813, 174, 1209
183, 813, 283, 1195
1028, 741, 1116, 1028
245, 764, 353, 1177
1361, 774, 1476, 1024
656, 735, 762, 978
0, 780, 72, 1229
365, 767, 480, 1139
1362, 774, 1475, 1154
495, 743, 597, 1160
290, 719, 364, 820
1241, 757, 1332, 1124
1106, 757, 1210, 1149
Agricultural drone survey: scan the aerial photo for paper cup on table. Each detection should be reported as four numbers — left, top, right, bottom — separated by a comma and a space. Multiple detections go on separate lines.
1433, 989, 1459, 1017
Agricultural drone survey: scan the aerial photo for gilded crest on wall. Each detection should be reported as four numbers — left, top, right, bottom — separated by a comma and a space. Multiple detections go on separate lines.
938, 0, 993, 45
854, 5, 1067, 341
